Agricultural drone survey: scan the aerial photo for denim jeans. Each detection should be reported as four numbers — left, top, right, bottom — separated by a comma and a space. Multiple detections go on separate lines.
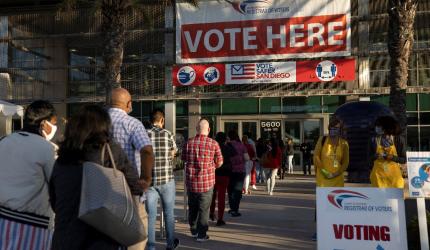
256, 161, 266, 183
145, 180, 176, 250
188, 188, 213, 238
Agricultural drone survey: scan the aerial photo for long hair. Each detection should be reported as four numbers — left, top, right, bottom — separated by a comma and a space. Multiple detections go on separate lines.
270, 137, 279, 158
228, 130, 240, 142
57, 105, 111, 164
215, 132, 227, 145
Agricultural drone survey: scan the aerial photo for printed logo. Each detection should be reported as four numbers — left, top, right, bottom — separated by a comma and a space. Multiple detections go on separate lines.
230, 63, 255, 80
203, 67, 220, 84
225, 0, 289, 15
328, 190, 369, 209
316, 60, 338, 81
411, 176, 424, 189
419, 163, 430, 182
177, 66, 196, 85
376, 244, 385, 250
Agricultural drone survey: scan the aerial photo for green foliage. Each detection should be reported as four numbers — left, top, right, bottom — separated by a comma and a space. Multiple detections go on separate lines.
407, 211, 430, 250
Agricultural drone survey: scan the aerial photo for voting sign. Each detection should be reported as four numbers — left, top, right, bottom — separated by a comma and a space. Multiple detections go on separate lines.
407, 151, 430, 198
317, 188, 407, 250
176, 0, 351, 63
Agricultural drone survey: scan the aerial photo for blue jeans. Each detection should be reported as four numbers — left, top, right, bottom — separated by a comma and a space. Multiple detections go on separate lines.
145, 180, 176, 250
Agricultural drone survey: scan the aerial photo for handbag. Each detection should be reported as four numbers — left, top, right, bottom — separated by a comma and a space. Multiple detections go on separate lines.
78, 143, 146, 246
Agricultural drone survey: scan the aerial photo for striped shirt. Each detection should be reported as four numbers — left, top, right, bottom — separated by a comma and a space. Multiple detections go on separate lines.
147, 125, 177, 186
108, 108, 152, 176
181, 134, 223, 193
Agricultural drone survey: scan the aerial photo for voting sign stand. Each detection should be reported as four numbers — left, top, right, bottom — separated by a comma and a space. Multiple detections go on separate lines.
407, 152, 430, 250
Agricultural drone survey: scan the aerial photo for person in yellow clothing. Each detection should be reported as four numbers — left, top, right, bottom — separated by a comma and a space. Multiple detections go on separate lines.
312, 116, 349, 241
370, 117, 405, 188
313, 116, 350, 187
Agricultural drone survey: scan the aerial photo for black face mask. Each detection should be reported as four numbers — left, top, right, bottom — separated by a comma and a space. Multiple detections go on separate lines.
329, 128, 340, 137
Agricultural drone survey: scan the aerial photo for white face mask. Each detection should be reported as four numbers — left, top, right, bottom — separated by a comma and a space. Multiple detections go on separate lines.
42, 120, 57, 141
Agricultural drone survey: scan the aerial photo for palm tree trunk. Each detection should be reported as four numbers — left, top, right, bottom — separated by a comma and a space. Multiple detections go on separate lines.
388, 0, 417, 140
101, 0, 126, 105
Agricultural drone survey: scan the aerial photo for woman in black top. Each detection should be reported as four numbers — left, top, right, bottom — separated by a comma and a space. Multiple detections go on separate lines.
210, 132, 236, 226
49, 105, 142, 250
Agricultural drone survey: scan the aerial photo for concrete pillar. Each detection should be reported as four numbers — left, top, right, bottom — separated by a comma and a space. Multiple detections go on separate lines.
358, 0, 370, 90
164, 5, 176, 135
188, 99, 201, 138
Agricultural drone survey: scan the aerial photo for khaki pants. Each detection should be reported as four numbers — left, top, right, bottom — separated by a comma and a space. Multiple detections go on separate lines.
128, 201, 148, 250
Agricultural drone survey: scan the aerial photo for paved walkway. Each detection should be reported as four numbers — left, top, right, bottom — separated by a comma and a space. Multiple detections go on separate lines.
153, 175, 317, 250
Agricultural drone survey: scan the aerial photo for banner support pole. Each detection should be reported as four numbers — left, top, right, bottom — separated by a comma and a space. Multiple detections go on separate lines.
417, 197, 429, 250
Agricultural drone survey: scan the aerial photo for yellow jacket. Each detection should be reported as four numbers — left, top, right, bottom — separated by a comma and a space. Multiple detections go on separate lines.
313, 136, 349, 187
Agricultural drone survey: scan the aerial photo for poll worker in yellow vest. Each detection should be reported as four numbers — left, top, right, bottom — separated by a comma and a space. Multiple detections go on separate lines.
370, 116, 406, 188
313, 116, 350, 187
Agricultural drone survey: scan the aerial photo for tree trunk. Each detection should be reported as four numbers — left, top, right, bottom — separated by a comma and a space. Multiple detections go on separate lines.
101, 0, 126, 105
387, 0, 417, 140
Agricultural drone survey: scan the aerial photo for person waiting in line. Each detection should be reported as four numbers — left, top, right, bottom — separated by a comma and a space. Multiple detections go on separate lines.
300, 140, 313, 175
312, 116, 349, 241
244, 132, 258, 190
182, 119, 223, 242
262, 137, 282, 196
369, 116, 405, 188
227, 130, 249, 217
210, 132, 236, 226
0, 100, 57, 250
49, 105, 143, 250
146, 109, 180, 250
284, 138, 295, 177
255, 138, 267, 183
242, 135, 256, 194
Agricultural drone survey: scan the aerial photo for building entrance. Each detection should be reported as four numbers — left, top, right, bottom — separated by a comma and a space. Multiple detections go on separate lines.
219, 115, 326, 172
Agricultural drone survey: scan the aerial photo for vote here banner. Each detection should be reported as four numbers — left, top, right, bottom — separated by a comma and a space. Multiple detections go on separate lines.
176, 0, 351, 63
317, 188, 407, 250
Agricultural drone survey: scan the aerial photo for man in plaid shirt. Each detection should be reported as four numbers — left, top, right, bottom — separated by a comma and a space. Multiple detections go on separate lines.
146, 109, 179, 250
182, 119, 223, 242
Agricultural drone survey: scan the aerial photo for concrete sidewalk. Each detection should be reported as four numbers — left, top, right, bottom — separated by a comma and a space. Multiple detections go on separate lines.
153, 176, 317, 250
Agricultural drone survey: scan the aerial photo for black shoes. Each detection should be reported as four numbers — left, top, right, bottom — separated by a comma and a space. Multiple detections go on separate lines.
216, 220, 226, 226
196, 235, 210, 242
231, 211, 241, 217
166, 238, 180, 250
209, 214, 215, 221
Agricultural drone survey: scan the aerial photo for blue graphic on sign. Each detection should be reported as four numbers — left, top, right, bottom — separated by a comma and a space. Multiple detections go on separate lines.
411, 176, 424, 189
204, 67, 220, 84
419, 163, 430, 182
177, 66, 196, 85
376, 244, 384, 250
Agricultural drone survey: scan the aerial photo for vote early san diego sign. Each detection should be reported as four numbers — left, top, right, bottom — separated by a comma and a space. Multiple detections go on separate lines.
316, 188, 407, 250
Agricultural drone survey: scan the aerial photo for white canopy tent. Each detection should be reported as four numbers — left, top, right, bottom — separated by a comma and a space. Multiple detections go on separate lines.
0, 100, 24, 136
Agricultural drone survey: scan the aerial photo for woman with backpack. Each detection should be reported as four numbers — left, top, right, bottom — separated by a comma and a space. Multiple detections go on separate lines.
210, 132, 236, 226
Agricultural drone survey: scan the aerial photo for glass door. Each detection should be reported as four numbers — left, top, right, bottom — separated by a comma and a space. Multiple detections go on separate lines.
242, 121, 257, 141
303, 120, 321, 147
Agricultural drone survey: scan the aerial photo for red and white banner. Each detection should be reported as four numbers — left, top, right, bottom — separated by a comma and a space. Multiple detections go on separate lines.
173, 58, 355, 86
176, 0, 351, 63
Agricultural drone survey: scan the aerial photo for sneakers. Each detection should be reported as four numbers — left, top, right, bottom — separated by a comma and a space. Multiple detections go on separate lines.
166, 238, 180, 250
252, 185, 257, 190
209, 214, 215, 221
191, 232, 198, 238
216, 220, 226, 226
269, 191, 273, 196
196, 235, 210, 242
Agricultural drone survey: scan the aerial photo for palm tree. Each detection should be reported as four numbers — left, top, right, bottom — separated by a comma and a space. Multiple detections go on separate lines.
61, 0, 198, 104
387, 0, 418, 140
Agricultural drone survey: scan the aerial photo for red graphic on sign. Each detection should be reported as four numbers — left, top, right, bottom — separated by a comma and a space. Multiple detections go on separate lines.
333, 224, 391, 241
180, 14, 348, 60
172, 64, 225, 86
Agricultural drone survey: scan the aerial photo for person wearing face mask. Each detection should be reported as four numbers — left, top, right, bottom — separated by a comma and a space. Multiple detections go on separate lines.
369, 117, 405, 188
0, 100, 57, 250
313, 116, 350, 187
311, 116, 349, 241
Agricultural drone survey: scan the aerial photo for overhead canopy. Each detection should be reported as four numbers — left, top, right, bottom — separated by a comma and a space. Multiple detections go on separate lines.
0, 100, 24, 117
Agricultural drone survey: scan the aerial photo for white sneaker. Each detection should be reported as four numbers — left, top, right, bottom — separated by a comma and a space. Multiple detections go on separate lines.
252, 185, 257, 190
269, 192, 273, 196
